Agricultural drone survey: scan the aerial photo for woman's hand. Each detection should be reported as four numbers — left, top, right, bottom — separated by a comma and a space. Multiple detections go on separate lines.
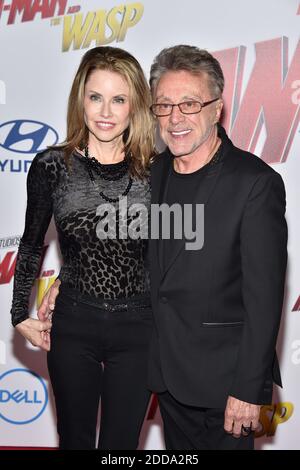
38, 279, 61, 322
16, 317, 52, 351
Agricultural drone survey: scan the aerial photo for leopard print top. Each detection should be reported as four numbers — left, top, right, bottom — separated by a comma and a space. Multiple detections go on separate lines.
11, 149, 151, 326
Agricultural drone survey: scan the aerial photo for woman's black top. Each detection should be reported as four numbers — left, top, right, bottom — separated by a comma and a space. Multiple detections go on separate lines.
11, 149, 151, 326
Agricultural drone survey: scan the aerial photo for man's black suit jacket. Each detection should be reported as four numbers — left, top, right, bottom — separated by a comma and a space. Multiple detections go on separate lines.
148, 126, 287, 408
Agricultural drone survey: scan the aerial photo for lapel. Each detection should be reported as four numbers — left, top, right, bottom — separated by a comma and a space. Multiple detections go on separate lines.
157, 155, 172, 275
156, 125, 236, 282
152, 150, 172, 276
159, 155, 224, 281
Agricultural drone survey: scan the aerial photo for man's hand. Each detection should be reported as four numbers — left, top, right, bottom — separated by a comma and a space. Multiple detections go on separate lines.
38, 278, 61, 322
224, 395, 260, 438
16, 318, 52, 351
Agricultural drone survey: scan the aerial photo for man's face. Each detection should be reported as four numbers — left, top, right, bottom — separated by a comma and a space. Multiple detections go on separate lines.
154, 70, 222, 158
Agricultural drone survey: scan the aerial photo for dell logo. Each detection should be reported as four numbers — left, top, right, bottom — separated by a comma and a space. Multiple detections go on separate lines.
0, 368, 48, 425
0, 120, 59, 154
0, 390, 42, 404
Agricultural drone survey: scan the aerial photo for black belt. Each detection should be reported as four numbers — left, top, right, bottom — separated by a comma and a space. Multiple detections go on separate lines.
97, 301, 151, 312
60, 285, 151, 312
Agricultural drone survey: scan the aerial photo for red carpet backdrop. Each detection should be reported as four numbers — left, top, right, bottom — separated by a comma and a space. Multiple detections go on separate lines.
0, 0, 299, 449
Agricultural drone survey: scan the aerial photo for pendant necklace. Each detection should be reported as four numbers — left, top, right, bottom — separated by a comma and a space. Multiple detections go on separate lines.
84, 145, 132, 203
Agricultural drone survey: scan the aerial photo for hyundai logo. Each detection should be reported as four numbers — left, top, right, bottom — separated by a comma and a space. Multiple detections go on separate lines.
0, 368, 48, 425
0, 120, 59, 154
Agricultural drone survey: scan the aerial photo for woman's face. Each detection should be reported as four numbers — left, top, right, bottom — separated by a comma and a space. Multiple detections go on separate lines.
84, 69, 131, 146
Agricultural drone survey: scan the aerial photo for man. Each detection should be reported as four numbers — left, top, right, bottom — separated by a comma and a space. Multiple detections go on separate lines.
147, 45, 287, 450
39, 45, 287, 450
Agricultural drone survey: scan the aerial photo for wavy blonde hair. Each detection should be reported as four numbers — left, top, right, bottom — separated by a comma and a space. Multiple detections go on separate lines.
60, 46, 156, 178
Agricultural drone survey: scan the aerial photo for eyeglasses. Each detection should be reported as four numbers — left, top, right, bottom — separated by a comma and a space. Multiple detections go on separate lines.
150, 98, 220, 117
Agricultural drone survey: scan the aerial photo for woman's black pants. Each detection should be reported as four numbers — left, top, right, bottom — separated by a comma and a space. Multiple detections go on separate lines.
47, 286, 152, 450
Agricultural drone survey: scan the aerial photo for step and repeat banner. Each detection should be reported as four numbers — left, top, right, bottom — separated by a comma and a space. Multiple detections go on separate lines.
0, 0, 299, 450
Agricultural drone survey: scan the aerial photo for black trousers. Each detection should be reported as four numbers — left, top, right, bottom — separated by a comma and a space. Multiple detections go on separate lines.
158, 391, 255, 450
47, 286, 152, 450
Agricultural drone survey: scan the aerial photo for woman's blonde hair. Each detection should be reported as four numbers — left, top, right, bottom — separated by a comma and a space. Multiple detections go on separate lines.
60, 46, 155, 178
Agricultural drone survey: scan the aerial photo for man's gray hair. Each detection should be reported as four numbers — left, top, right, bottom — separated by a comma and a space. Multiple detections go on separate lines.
150, 45, 224, 98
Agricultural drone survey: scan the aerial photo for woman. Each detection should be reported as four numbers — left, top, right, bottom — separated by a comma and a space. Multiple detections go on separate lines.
11, 46, 156, 449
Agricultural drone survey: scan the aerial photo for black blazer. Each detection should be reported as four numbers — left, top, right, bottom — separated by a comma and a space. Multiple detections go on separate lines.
148, 126, 287, 408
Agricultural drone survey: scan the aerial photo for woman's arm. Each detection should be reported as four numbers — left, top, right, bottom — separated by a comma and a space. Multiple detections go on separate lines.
11, 152, 55, 350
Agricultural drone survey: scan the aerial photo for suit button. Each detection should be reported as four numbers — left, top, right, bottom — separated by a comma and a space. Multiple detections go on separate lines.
160, 296, 168, 303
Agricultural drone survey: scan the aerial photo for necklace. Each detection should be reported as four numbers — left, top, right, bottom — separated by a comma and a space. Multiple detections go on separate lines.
84, 145, 128, 181
84, 146, 132, 203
